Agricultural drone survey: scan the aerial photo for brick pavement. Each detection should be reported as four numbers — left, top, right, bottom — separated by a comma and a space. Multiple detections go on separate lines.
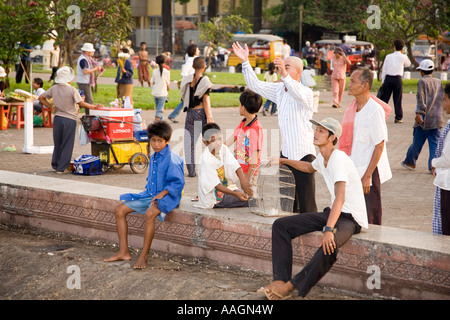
0, 89, 448, 233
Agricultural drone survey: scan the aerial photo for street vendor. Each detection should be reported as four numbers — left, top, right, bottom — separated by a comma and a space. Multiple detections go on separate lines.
39, 66, 103, 174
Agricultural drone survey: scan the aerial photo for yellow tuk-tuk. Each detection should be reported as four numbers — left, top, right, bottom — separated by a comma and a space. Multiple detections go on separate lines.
228, 34, 283, 72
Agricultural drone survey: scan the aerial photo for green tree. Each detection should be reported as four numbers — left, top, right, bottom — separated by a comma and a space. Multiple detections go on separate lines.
199, 15, 252, 67
0, 0, 51, 81
47, 0, 134, 67
362, 0, 449, 68
265, 0, 370, 34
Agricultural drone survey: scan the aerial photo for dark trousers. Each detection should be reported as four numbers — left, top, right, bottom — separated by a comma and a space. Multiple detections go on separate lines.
380, 75, 403, 121
16, 59, 30, 84
320, 60, 328, 75
77, 82, 93, 115
281, 153, 317, 213
52, 116, 77, 172
184, 108, 206, 177
365, 167, 382, 225
404, 127, 441, 171
442, 189, 450, 235
272, 207, 361, 297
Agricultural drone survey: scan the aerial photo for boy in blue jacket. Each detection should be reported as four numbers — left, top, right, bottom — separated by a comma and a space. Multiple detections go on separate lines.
105, 121, 185, 269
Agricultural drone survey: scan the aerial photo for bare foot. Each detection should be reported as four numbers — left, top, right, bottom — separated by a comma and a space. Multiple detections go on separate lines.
104, 251, 131, 262
133, 253, 148, 270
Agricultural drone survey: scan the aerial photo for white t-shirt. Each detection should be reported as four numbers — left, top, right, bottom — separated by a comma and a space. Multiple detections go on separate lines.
312, 150, 368, 229
351, 97, 392, 184
151, 67, 170, 98
195, 144, 241, 209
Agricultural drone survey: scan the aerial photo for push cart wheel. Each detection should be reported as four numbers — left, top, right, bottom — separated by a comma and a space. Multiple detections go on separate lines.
130, 152, 149, 174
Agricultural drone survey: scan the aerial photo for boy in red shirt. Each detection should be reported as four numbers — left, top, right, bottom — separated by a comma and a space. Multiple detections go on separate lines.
226, 90, 264, 185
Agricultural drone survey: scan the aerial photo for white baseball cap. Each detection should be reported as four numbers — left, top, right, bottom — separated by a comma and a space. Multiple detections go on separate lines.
0, 66, 6, 77
416, 59, 434, 71
80, 43, 95, 52
310, 117, 342, 139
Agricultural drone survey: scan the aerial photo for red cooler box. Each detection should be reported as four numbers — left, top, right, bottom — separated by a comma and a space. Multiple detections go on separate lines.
89, 108, 134, 141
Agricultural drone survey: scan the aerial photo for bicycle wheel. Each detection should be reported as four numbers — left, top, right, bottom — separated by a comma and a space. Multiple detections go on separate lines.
129, 152, 149, 174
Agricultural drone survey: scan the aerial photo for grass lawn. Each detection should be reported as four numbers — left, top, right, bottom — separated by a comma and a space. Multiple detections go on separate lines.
9, 65, 420, 110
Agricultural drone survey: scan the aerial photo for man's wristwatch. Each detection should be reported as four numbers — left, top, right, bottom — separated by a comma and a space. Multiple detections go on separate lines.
322, 226, 336, 234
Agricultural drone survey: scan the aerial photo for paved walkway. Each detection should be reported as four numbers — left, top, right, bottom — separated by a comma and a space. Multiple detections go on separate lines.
1, 88, 448, 234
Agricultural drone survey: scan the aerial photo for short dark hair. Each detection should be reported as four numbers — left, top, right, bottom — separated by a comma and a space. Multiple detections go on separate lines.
121, 48, 129, 54
193, 56, 205, 70
394, 39, 404, 51
140, 42, 146, 46
327, 130, 338, 146
147, 121, 172, 141
421, 69, 433, 75
444, 82, 450, 99
239, 89, 262, 114
202, 122, 221, 141
33, 78, 43, 88
186, 44, 198, 57
356, 67, 373, 89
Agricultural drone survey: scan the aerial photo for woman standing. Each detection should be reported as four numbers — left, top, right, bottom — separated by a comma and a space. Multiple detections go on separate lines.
39, 67, 103, 173
331, 47, 351, 108
151, 54, 170, 122
181, 57, 214, 177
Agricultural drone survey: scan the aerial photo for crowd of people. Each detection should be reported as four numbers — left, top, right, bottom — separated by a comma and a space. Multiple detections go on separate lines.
3, 36, 448, 300
100, 38, 449, 300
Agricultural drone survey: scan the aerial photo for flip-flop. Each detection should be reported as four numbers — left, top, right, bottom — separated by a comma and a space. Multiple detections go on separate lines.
191, 196, 199, 202
256, 287, 267, 296
264, 289, 292, 300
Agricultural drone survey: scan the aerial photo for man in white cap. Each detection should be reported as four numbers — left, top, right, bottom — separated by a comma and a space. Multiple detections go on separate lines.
77, 43, 101, 114
401, 59, 444, 173
39, 66, 103, 173
261, 117, 368, 300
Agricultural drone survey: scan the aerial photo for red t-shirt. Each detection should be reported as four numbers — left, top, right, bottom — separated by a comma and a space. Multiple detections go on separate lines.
232, 116, 263, 175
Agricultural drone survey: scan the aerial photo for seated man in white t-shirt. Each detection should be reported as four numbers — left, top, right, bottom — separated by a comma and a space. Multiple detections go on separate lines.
194, 122, 253, 209
261, 118, 368, 300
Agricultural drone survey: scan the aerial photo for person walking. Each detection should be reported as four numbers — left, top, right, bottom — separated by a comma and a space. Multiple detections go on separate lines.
401, 59, 444, 172
115, 48, 134, 105
232, 41, 317, 213
331, 47, 351, 108
168, 44, 200, 123
319, 44, 330, 76
380, 39, 411, 123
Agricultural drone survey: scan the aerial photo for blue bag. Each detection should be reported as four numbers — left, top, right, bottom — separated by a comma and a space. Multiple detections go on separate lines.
73, 155, 103, 175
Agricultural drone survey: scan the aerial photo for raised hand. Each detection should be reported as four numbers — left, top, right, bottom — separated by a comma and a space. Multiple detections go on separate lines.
231, 42, 249, 63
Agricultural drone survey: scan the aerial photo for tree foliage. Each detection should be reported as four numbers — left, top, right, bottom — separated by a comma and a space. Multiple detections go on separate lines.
264, 0, 371, 33
361, 0, 449, 68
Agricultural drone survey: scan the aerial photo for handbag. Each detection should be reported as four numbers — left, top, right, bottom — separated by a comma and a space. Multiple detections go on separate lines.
376, 84, 384, 99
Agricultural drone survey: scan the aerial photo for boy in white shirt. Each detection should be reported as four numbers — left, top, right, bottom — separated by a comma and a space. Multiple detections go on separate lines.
261, 118, 368, 300
195, 123, 253, 209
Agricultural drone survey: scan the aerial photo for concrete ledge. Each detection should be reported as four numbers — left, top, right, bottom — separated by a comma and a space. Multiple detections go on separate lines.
1, 170, 449, 299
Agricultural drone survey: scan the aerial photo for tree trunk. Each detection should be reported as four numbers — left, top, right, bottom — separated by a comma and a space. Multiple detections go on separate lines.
253, 0, 262, 33
208, 0, 217, 20
162, 0, 172, 53
405, 40, 418, 68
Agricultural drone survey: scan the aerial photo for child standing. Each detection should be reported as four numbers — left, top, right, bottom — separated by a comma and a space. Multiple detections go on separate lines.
105, 121, 185, 269
151, 54, 170, 122
226, 90, 263, 186
262, 62, 277, 116
432, 82, 450, 235
195, 123, 253, 209
138, 42, 151, 87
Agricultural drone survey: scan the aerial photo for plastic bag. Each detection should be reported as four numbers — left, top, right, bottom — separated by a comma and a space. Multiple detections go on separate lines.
78, 124, 90, 146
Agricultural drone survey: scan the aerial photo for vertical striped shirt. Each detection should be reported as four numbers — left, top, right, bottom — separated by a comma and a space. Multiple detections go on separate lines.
242, 60, 315, 160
